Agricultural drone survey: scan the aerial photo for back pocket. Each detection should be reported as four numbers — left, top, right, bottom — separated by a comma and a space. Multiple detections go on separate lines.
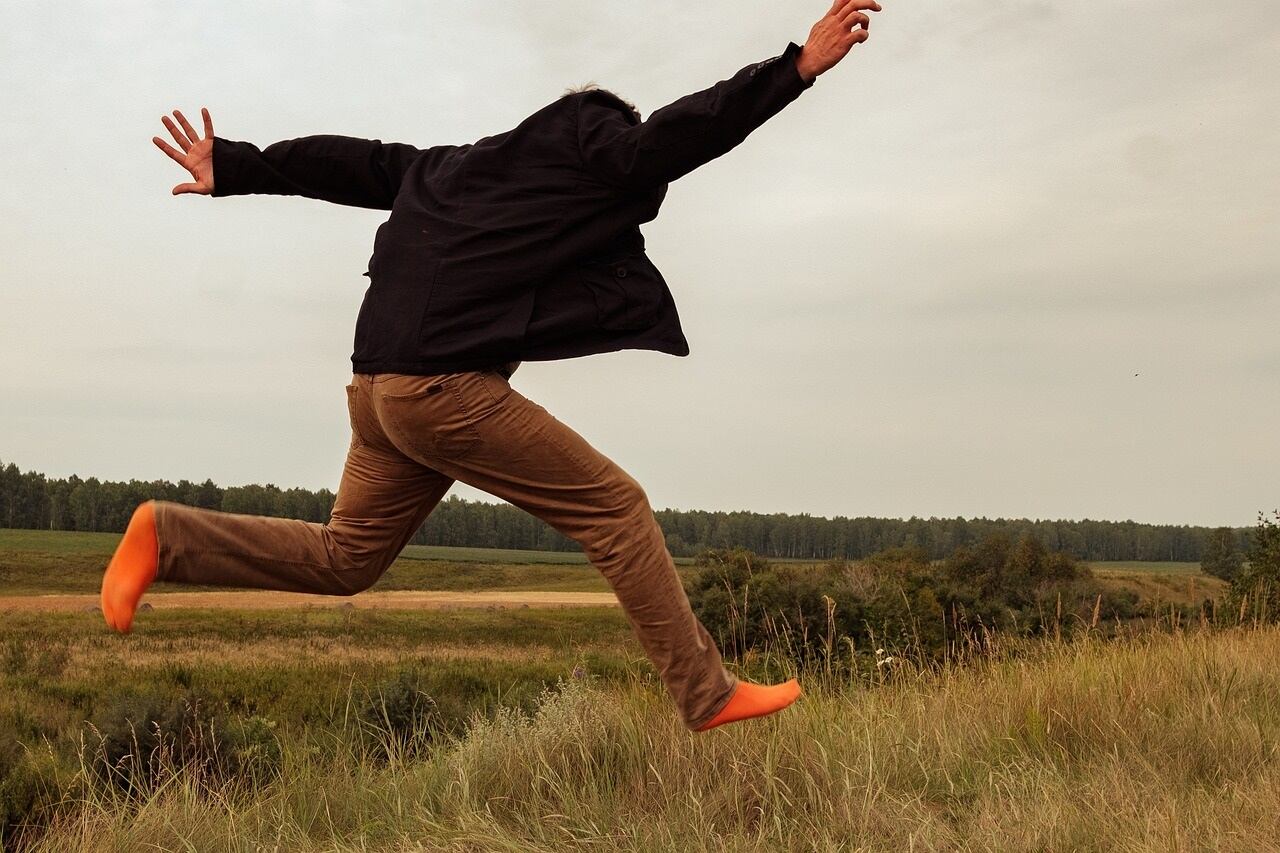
376, 375, 482, 461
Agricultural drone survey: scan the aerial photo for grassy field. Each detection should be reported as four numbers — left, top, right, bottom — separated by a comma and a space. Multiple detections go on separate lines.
0, 606, 635, 739
0, 529, 688, 596
1085, 560, 1203, 575
8, 620, 1280, 851
1, 527, 1269, 850
0, 529, 606, 564
0, 528, 1210, 598
1091, 569, 1228, 610
0, 605, 641, 848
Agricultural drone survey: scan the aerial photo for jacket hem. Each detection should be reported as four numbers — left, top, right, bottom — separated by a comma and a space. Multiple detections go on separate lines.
351, 356, 523, 375
352, 340, 689, 374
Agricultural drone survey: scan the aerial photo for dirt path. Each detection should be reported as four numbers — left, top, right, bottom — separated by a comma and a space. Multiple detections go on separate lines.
0, 589, 620, 613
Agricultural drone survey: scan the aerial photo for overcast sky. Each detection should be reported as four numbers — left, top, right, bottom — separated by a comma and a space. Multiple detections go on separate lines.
2, 1, 1276, 528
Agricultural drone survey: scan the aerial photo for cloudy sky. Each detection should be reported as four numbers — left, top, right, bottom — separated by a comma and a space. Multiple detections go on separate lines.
2, 1, 1276, 528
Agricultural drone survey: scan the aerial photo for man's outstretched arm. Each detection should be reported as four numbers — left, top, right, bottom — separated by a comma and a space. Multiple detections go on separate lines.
577, 0, 882, 190
151, 108, 422, 210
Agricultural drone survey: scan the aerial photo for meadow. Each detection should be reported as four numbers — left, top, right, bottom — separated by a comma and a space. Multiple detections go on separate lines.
0, 528, 1214, 598
0, 529, 687, 596
1, 528, 1266, 851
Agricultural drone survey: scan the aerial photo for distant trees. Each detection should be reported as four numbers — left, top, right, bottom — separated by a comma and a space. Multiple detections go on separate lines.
1200, 526, 1245, 581
0, 455, 1256, 563
0, 459, 336, 533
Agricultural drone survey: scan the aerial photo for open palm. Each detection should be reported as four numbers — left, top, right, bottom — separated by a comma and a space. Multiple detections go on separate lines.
152, 107, 215, 195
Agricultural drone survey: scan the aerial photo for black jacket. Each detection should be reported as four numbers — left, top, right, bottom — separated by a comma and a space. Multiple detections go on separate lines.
210, 40, 814, 374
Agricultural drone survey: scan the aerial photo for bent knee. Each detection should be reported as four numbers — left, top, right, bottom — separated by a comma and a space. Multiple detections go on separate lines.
325, 535, 391, 594
327, 557, 384, 595
607, 470, 651, 516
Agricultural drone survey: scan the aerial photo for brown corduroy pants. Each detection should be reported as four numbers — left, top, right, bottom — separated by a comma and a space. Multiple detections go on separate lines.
151, 366, 738, 730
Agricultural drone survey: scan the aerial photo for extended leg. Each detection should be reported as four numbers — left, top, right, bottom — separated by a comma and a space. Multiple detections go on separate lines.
101, 378, 454, 631
370, 369, 800, 730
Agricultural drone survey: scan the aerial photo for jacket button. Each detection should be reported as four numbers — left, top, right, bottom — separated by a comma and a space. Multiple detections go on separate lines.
615, 265, 628, 278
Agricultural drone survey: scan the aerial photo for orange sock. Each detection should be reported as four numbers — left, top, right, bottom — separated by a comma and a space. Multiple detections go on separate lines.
695, 678, 802, 731
101, 500, 158, 633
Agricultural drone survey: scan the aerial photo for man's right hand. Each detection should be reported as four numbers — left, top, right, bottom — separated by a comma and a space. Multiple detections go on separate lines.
796, 0, 884, 83
152, 107, 215, 196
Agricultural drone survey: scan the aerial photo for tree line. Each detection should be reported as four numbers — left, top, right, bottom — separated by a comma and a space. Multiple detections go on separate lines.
0, 457, 1251, 562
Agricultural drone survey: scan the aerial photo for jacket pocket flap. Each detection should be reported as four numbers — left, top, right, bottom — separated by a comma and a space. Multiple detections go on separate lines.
580, 253, 665, 331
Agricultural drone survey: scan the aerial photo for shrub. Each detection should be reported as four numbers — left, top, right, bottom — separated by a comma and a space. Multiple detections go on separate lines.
1228, 510, 1280, 622
1201, 526, 1245, 581
684, 547, 945, 667
685, 537, 1133, 670
0, 732, 62, 848
357, 669, 442, 761
937, 533, 1127, 636
83, 689, 281, 797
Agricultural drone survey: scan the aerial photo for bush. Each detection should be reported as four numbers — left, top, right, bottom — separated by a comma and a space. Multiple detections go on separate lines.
0, 734, 62, 848
684, 547, 946, 667
83, 689, 281, 797
1228, 510, 1280, 622
937, 533, 1128, 636
1201, 526, 1245, 581
357, 669, 442, 761
685, 537, 1132, 670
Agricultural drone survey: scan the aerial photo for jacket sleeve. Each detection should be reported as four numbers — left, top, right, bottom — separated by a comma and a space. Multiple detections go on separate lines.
209, 134, 424, 210
575, 40, 815, 190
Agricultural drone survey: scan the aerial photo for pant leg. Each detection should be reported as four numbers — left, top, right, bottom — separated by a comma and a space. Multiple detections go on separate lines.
368, 369, 738, 731
153, 375, 455, 595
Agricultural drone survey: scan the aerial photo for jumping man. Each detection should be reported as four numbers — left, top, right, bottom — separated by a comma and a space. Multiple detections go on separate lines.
104, 0, 883, 732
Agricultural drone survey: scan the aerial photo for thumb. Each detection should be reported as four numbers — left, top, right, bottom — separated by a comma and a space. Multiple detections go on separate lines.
172, 182, 204, 195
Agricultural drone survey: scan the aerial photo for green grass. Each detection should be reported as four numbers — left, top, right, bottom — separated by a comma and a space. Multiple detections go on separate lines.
0, 547, 687, 597
1088, 562, 1227, 608
0, 529, 702, 596
0, 528, 126, 554
0, 528, 700, 565
1087, 560, 1203, 574
401, 544, 592, 564
373, 559, 704, 593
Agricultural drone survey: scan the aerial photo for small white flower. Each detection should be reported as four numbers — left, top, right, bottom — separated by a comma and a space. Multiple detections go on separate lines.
876, 656, 895, 667
875, 648, 885, 655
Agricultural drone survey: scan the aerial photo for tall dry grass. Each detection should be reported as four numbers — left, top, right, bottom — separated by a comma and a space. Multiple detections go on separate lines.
27, 619, 1280, 852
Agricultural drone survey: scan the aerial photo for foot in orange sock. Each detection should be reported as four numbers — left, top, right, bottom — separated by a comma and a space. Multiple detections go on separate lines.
695, 678, 802, 731
101, 500, 158, 633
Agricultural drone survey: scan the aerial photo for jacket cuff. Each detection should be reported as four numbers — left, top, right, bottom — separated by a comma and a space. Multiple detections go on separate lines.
210, 136, 251, 197
780, 41, 815, 92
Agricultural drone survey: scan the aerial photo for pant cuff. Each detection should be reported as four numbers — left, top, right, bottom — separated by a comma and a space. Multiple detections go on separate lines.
686, 668, 740, 732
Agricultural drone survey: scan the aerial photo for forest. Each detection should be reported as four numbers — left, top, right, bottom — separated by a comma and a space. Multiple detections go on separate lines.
0, 456, 1246, 561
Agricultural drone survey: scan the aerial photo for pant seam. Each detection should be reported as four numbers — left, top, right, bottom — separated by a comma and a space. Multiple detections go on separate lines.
165, 546, 337, 575
346, 384, 368, 449
444, 376, 484, 449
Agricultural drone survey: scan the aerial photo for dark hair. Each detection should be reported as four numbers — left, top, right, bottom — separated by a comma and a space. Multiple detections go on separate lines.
561, 83, 641, 121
